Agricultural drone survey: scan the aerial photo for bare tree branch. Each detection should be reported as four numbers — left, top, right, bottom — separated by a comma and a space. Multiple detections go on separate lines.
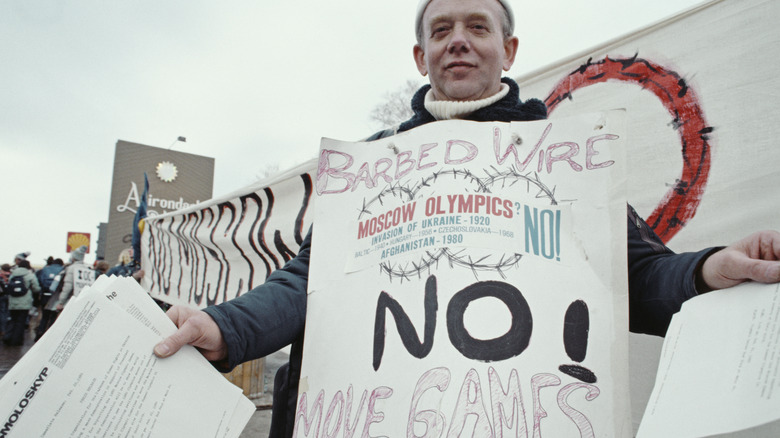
369, 79, 420, 129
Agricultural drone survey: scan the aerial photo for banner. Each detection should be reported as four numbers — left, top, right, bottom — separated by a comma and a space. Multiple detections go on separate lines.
299, 113, 628, 437
142, 163, 314, 308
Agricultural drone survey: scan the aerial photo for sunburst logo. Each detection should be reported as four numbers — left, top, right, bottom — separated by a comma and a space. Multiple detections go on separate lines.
156, 161, 178, 183
66, 232, 90, 253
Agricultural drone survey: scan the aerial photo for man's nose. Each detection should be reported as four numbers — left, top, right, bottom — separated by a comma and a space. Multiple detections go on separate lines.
447, 25, 470, 53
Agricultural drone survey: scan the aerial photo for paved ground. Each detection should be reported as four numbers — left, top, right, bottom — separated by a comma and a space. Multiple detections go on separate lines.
239, 351, 290, 437
0, 324, 285, 437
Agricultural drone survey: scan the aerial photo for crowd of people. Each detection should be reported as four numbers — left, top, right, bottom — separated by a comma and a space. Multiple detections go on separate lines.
0, 247, 143, 346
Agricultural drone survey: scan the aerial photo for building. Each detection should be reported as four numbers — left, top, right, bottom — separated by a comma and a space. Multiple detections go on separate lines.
104, 140, 214, 265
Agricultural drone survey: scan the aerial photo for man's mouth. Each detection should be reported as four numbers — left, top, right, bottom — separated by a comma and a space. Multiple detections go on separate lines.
446, 61, 476, 70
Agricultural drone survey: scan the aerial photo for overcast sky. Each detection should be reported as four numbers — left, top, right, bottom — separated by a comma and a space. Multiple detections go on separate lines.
0, 0, 704, 265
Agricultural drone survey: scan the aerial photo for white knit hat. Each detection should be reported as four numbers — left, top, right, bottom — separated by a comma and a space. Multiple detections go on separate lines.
70, 245, 87, 262
415, 0, 515, 41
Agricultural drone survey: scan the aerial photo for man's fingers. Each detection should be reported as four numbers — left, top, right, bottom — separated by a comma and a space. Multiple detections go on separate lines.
745, 259, 780, 284
154, 306, 202, 358
153, 306, 227, 362
154, 321, 202, 358
757, 231, 780, 261
153, 341, 173, 358
708, 254, 780, 290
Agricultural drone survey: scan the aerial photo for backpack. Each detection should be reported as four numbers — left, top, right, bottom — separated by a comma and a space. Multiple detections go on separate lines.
49, 271, 65, 296
8, 275, 28, 297
39, 265, 64, 296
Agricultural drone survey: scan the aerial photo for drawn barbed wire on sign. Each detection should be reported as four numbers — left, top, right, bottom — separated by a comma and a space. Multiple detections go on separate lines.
481, 166, 562, 205
380, 248, 525, 283
360, 166, 563, 280
358, 180, 417, 218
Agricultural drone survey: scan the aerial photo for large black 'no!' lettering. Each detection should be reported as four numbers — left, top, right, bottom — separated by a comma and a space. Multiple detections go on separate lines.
373, 276, 533, 370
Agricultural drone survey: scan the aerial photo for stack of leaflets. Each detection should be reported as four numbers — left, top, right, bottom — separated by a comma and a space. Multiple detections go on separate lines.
0, 275, 255, 437
637, 282, 780, 437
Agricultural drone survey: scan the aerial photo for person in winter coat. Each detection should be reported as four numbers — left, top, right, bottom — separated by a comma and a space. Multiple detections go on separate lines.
106, 248, 133, 277
106, 248, 144, 280
55, 246, 95, 311
0, 264, 11, 338
94, 260, 110, 278
35, 258, 65, 342
3, 259, 40, 346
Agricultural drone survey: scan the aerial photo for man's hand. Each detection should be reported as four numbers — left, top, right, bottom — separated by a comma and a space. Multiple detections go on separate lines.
154, 306, 228, 363
700, 230, 780, 291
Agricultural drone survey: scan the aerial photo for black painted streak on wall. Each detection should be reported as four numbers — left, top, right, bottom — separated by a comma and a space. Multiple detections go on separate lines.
274, 231, 296, 262
230, 198, 255, 297
185, 212, 202, 304
148, 220, 162, 293
174, 215, 189, 298
259, 188, 280, 274
216, 202, 237, 305
193, 208, 214, 306
249, 194, 274, 282
239, 193, 267, 290
295, 174, 314, 245
205, 207, 223, 307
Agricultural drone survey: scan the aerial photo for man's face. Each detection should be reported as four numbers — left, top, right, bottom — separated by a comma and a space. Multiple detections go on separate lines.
414, 0, 518, 102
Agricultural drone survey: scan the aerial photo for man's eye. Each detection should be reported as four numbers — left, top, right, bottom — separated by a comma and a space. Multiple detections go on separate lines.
432, 26, 449, 36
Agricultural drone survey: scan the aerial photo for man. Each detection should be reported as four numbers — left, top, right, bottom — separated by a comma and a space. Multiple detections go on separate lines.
155, 1, 780, 436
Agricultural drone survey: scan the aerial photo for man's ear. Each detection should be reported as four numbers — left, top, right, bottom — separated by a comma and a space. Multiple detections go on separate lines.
502, 36, 519, 71
413, 44, 428, 76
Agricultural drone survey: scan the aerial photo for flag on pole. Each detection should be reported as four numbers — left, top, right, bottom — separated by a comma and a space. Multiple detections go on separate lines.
131, 173, 149, 265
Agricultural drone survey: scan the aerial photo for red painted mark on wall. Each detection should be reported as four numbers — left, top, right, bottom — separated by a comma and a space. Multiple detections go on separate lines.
544, 55, 713, 243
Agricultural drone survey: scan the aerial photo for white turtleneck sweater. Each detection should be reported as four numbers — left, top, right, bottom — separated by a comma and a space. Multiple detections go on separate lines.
423, 83, 510, 120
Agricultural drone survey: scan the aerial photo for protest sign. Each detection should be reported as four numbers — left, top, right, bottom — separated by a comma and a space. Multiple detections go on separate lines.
299, 112, 628, 437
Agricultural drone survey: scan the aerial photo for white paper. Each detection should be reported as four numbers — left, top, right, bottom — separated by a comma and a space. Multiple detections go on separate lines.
637, 282, 780, 437
0, 276, 255, 438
